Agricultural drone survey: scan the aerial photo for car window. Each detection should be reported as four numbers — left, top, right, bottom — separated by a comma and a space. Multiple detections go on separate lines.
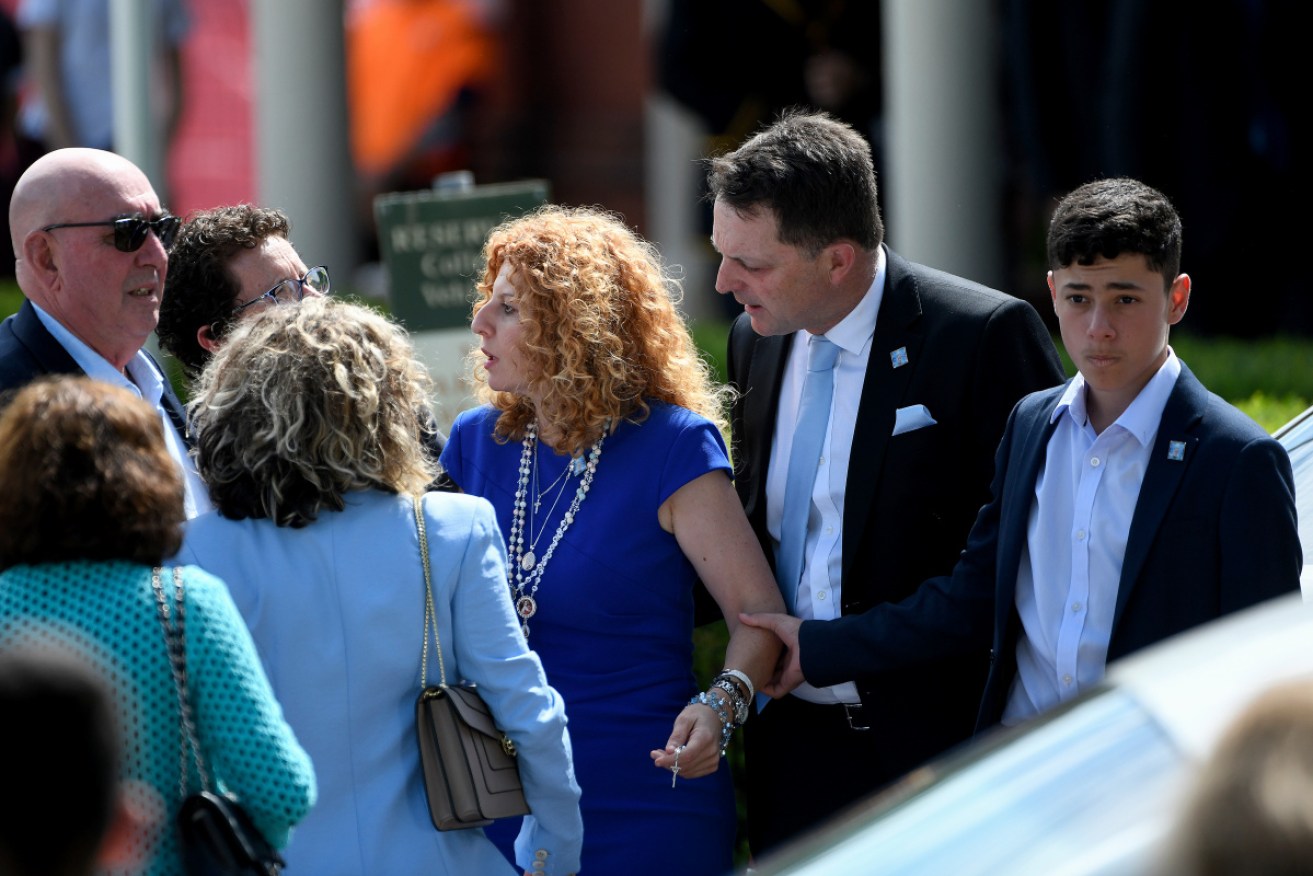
759, 690, 1186, 876
1275, 407, 1313, 573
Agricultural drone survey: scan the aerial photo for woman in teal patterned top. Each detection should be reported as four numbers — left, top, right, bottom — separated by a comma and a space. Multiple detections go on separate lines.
0, 377, 315, 876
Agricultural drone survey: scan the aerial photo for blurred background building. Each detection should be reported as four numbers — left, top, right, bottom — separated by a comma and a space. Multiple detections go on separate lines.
1, 0, 1304, 336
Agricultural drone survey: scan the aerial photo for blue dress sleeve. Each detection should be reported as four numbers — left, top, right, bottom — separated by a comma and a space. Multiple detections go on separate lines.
653, 406, 732, 508
180, 565, 317, 848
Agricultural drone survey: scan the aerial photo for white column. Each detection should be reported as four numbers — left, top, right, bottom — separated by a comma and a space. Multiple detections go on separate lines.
884, 0, 1002, 287
110, 0, 161, 188
251, 0, 359, 273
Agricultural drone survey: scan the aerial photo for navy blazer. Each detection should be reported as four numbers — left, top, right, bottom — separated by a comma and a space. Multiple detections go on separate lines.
729, 246, 1065, 776
0, 299, 189, 440
801, 364, 1303, 730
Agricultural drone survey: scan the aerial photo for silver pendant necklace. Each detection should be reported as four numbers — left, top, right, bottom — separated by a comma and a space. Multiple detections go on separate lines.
506, 421, 605, 638
533, 453, 574, 515
525, 453, 574, 569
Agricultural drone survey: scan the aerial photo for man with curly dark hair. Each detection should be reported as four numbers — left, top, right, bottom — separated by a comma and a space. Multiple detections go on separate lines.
156, 204, 326, 376
159, 203, 452, 485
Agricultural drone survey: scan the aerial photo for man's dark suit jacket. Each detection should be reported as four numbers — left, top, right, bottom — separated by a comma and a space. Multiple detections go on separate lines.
0, 299, 189, 438
728, 246, 1065, 777
801, 364, 1303, 730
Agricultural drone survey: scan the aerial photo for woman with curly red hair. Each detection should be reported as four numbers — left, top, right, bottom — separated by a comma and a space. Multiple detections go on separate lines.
441, 205, 784, 874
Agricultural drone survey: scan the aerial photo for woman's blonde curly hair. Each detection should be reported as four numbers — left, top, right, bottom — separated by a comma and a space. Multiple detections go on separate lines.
189, 297, 438, 527
472, 205, 730, 453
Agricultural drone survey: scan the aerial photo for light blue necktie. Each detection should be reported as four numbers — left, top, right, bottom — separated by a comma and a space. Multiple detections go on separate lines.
775, 336, 840, 613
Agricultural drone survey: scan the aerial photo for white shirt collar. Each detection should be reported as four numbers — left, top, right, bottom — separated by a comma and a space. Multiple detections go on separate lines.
1051, 347, 1182, 446
813, 246, 885, 354
31, 301, 163, 403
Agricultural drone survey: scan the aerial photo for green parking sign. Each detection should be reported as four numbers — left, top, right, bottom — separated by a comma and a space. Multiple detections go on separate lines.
375, 179, 550, 332
374, 179, 549, 431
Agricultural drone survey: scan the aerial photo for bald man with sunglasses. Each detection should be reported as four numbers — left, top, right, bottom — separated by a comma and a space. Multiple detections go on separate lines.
1, 147, 210, 517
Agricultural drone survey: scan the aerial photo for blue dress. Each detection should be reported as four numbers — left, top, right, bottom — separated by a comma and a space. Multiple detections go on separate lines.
442, 402, 738, 876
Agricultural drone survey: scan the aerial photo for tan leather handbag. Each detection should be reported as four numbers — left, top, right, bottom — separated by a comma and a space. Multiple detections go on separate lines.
412, 497, 530, 830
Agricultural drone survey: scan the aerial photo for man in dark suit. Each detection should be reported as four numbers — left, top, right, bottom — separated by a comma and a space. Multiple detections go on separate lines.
1, 147, 208, 516
709, 109, 1065, 853
745, 178, 1301, 770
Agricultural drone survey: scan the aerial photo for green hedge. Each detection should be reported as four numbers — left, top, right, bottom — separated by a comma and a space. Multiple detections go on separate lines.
1050, 329, 1313, 432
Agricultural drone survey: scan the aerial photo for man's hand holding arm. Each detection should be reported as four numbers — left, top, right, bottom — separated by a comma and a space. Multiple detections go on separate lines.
738, 612, 804, 697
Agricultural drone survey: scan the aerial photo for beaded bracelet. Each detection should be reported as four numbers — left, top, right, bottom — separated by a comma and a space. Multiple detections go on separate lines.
710, 676, 751, 726
688, 691, 736, 756
716, 668, 755, 703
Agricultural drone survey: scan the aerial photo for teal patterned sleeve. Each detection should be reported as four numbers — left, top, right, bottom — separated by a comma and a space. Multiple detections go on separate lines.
178, 566, 317, 847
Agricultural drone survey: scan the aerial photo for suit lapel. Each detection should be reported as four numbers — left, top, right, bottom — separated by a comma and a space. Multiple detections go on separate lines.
17, 301, 193, 447
993, 390, 1063, 635
1112, 365, 1207, 629
741, 331, 791, 522
152, 351, 193, 447
842, 250, 924, 579
15, 301, 82, 376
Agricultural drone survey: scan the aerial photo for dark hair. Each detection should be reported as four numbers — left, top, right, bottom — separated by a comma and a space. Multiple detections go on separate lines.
705, 108, 883, 254
1046, 178, 1183, 288
0, 377, 184, 569
157, 205, 293, 374
0, 647, 119, 876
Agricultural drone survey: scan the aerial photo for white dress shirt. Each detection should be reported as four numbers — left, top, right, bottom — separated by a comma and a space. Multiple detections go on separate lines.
767, 249, 886, 704
33, 303, 212, 518
1002, 350, 1181, 724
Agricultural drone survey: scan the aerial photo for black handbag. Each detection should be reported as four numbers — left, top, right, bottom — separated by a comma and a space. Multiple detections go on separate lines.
412, 497, 530, 830
153, 567, 286, 876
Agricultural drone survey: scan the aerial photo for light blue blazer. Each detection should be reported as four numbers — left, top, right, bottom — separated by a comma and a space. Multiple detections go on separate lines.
179, 490, 583, 875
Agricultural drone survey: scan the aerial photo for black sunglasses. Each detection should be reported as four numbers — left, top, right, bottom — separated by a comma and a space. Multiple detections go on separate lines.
40, 212, 181, 252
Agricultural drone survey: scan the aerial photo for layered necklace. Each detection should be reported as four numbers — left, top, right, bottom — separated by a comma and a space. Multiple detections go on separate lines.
506, 421, 605, 638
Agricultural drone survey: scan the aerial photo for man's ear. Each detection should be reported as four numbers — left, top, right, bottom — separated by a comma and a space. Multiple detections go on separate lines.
825, 241, 858, 284
22, 230, 59, 284
1047, 271, 1058, 311
1167, 273, 1191, 325
197, 323, 223, 354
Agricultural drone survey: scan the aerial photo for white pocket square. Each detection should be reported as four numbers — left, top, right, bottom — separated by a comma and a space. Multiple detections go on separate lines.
893, 404, 937, 436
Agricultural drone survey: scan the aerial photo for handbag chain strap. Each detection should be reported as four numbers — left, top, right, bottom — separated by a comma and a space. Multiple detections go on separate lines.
415, 496, 448, 689
152, 566, 212, 800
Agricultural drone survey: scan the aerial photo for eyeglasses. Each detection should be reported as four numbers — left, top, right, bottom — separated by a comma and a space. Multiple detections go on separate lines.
232, 265, 330, 314
40, 212, 180, 252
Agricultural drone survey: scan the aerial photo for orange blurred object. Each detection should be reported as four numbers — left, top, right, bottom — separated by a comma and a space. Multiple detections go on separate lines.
348, 0, 498, 177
